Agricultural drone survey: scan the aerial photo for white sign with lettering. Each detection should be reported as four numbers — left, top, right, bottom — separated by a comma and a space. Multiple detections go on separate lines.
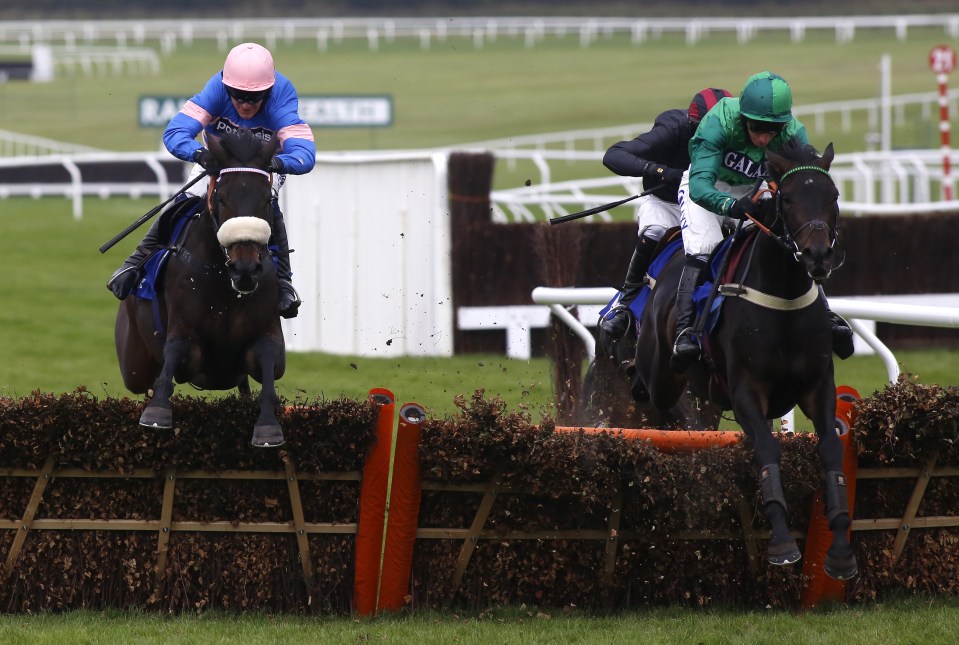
138, 95, 393, 128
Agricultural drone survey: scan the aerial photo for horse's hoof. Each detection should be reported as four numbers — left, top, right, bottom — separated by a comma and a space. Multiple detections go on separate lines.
252, 425, 284, 448
139, 405, 172, 429
767, 539, 802, 566
824, 552, 858, 580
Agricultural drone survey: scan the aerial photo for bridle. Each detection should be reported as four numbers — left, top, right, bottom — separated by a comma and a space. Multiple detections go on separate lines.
205, 165, 274, 260
742, 164, 841, 278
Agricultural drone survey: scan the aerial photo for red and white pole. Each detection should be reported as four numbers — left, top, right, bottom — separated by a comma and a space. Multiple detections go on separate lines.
938, 72, 954, 200
929, 45, 956, 201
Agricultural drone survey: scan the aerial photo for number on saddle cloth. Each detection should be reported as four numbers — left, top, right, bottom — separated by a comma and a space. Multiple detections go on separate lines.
134, 195, 204, 302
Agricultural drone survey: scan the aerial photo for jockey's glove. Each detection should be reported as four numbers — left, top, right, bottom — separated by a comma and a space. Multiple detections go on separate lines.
268, 157, 287, 174
727, 194, 755, 220
643, 163, 683, 185
193, 148, 220, 173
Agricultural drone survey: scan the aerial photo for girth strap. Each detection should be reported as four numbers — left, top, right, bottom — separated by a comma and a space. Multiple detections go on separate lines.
717, 282, 818, 311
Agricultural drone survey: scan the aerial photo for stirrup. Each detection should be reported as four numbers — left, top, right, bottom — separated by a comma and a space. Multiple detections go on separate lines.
669, 328, 701, 373
599, 305, 631, 338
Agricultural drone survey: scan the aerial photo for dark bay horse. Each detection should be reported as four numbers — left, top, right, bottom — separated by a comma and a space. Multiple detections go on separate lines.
633, 141, 858, 579
115, 127, 287, 447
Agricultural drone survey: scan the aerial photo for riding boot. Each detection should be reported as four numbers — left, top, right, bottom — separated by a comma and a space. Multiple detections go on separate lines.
106, 218, 163, 300
270, 200, 301, 319
600, 235, 657, 340
669, 255, 706, 374
820, 286, 854, 359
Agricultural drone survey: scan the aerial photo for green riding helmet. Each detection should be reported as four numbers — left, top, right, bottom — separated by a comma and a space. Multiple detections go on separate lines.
739, 71, 793, 123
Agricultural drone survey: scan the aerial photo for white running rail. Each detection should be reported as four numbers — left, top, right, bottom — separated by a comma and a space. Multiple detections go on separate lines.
531, 286, 959, 383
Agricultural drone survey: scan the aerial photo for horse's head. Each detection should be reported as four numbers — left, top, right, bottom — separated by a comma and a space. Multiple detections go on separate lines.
765, 141, 844, 282
207, 128, 279, 294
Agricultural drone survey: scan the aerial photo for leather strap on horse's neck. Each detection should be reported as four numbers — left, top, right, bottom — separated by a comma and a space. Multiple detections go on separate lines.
718, 282, 819, 311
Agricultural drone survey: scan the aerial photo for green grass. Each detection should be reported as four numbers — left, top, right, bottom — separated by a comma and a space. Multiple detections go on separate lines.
0, 28, 954, 158
1, 196, 955, 423
2, 598, 959, 644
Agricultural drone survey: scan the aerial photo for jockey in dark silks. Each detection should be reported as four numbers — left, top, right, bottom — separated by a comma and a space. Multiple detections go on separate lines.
599, 88, 731, 341
107, 42, 315, 319
669, 71, 853, 372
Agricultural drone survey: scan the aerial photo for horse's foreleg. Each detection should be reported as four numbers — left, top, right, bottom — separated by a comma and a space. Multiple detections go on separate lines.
248, 335, 284, 448
734, 396, 802, 566
758, 463, 802, 566
140, 336, 191, 429
802, 386, 858, 580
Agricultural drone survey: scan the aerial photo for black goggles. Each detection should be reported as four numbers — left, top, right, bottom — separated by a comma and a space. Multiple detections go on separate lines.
744, 118, 786, 135
226, 87, 268, 105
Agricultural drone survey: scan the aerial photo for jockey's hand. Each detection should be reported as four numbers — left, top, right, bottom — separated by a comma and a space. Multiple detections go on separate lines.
643, 163, 683, 184
268, 157, 287, 174
193, 148, 220, 174
727, 194, 755, 220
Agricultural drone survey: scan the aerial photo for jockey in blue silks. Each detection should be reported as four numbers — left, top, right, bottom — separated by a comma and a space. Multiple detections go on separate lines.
107, 42, 315, 319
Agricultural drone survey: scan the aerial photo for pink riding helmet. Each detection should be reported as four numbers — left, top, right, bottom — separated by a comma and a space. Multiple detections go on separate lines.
222, 42, 275, 92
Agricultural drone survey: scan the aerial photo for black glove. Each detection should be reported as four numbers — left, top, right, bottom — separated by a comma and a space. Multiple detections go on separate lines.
268, 156, 286, 174
193, 148, 219, 173
643, 163, 683, 184
727, 194, 755, 220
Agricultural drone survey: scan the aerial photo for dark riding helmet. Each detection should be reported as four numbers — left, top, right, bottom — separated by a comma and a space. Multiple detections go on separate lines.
739, 71, 793, 123
688, 87, 732, 124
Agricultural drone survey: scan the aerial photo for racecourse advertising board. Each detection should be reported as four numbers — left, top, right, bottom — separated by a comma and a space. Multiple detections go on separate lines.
138, 95, 393, 128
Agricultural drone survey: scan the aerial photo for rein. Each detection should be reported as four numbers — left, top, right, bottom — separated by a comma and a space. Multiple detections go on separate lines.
747, 164, 839, 268
723, 163, 839, 311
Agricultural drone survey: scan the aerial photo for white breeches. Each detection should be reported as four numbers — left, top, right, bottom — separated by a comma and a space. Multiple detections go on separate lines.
677, 170, 757, 258
634, 193, 681, 241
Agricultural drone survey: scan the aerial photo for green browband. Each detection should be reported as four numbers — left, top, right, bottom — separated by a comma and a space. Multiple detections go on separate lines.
780, 164, 830, 182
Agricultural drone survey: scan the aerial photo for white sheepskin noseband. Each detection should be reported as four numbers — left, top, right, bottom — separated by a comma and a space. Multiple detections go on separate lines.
216, 216, 271, 247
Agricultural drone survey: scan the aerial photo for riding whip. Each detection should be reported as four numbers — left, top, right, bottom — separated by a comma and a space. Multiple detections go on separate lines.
547, 182, 668, 225
99, 170, 210, 253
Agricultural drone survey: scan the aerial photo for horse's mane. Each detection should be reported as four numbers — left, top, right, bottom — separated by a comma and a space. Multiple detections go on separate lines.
217, 128, 271, 165
771, 137, 821, 165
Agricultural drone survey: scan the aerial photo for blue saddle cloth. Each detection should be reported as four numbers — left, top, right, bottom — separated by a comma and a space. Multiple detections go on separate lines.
599, 238, 683, 323
690, 234, 738, 335
134, 204, 199, 301
597, 234, 739, 337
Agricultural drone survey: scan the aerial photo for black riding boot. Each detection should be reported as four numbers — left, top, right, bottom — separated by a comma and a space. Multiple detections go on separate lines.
106, 218, 163, 300
600, 235, 657, 341
669, 255, 706, 373
270, 200, 301, 319
820, 287, 855, 359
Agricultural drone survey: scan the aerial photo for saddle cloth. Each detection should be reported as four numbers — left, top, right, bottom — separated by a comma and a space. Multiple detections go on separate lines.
134, 195, 203, 301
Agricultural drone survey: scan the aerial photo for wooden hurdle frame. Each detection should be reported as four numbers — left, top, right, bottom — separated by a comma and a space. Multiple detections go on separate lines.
3, 387, 958, 612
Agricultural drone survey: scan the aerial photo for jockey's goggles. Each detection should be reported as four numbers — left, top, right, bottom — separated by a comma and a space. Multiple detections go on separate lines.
226, 86, 269, 105
743, 118, 786, 136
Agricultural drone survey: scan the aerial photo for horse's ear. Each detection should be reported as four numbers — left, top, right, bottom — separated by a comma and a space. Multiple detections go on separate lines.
818, 143, 835, 171
764, 147, 789, 180
207, 134, 225, 159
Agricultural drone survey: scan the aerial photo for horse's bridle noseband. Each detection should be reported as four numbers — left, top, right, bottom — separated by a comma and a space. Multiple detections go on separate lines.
206, 165, 274, 259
